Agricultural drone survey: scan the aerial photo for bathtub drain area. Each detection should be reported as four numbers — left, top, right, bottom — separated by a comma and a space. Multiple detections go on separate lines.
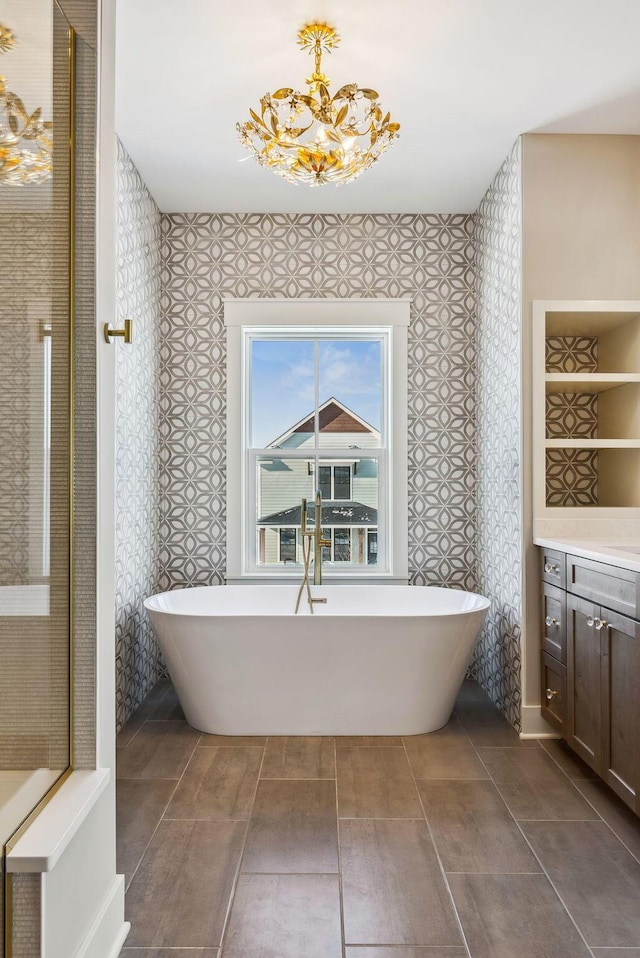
116, 680, 640, 956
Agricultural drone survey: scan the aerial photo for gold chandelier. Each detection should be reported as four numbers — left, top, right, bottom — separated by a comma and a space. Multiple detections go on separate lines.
0, 21, 53, 186
237, 22, 400, 187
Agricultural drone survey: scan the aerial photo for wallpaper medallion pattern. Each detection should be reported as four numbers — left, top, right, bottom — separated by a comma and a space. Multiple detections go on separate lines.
160, 213, 477, 593
545, 336, 597, 373
546, 449, 598, 506
545, 337, 599, 506
475, 139, 523, 729
115, 140, 165, 731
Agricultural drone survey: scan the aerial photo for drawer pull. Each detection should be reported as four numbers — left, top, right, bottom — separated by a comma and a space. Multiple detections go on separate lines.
544, 562, 559, 574
586, 615, 595, 628
594, 617, 608, 631
545, 688, 558, 700
545, 616, 558, 628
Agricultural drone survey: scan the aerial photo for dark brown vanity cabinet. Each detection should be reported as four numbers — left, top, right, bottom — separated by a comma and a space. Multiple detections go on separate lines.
541, 549, 640, 814
566, 594, 602, 772
601, 608, 640, 811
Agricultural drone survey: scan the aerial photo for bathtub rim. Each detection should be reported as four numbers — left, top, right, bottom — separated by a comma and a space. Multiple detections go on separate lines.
144, 583, 490, 618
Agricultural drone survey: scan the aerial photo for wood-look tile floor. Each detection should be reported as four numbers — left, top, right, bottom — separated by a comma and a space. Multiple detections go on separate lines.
117, 680, 640, 957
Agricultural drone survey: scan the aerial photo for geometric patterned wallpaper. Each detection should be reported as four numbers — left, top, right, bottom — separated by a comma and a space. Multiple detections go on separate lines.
114, 140, 166, 731
160, 212, 477, 594
546, 336, 597, 373
474, 138, 523, 730
545, 336, 599, 506
546, 448, 599, 506
545, 393, 598, 438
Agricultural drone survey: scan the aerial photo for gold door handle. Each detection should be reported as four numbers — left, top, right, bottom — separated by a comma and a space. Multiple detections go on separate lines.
104, 318, 133, 344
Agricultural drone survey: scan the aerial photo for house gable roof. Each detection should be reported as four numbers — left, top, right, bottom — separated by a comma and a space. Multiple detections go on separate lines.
267, 397, 380, 448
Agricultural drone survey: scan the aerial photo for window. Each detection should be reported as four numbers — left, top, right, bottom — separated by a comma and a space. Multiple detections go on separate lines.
225, 299, 409, 581
321, 528, 352, 563
278, 528, 297, 563
319, 464, 352, 500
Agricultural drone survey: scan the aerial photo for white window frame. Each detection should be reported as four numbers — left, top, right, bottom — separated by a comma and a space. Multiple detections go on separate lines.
225, 298, 410, 583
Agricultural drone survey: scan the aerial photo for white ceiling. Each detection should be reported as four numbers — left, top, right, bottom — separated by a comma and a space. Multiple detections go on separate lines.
115, 0, 640, 214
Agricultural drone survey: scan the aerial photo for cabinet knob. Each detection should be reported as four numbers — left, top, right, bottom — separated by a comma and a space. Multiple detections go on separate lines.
545, 616, 558, 628
586, 615, 595, 628
545, 688, 558, 700
544, 562, 559, 574
594, 617, 608, 631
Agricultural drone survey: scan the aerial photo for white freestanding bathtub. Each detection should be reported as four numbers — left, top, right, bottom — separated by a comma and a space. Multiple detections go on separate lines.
144, 585, 489, 736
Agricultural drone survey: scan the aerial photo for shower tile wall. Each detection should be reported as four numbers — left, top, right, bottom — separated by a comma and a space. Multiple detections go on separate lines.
475, 139, 523, 729
114, 140, 165, 730
0, 212, 51, 587
159, 212, 476, 593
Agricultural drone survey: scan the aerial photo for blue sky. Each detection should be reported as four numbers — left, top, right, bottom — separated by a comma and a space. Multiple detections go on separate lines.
251, 339, 382, 447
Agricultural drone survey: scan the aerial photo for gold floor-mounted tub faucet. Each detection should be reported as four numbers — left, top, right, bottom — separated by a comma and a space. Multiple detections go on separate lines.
294, 491, 331, 613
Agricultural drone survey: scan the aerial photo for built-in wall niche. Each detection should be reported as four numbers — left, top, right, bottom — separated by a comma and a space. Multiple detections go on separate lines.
534, 302, 640, 516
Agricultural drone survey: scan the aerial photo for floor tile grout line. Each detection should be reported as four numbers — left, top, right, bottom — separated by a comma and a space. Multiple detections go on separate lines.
117, 682, 175, 748
537, 740, 600, 786
443, 870, 549, 875
471, 738, 598, 958
338, 816, 430, 821
116, 716, 148, 749
538, 743, 640, 868
123, 730, 202, 893
571, 782, 640, 867
402, 737, 473, 958
196, 743, 267, 749
237, 870, 341, 876
266, 771, 335, 785
217, 739, 268, 955
475, 739, 604, 822
334, 737, 348, 958
343, 945, 469, 951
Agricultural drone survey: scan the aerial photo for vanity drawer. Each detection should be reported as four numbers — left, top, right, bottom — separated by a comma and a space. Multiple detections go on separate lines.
542, 582, 566, 663
566, 553, 640, 618
541, 650, 566, 733
541, 548, 566, 589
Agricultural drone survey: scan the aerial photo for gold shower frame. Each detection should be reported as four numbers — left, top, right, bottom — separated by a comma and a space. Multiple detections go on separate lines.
3, 16, 76, 957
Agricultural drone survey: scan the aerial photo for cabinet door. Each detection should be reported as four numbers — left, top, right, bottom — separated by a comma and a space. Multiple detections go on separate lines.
566, 593, 602, 773
541, 650, 566, 733
542, 582, 566, 663
600, 608, 640, 813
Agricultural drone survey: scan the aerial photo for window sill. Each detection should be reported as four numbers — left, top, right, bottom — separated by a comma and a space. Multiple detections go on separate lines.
225, 574, 410, 586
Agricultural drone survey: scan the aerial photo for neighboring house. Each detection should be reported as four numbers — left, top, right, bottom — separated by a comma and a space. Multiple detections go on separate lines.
257, 397, 379, 566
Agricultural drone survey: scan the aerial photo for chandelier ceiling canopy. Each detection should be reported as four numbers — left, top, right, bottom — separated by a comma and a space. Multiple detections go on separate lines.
0, 20, 53, 186
237, 22, 400, 187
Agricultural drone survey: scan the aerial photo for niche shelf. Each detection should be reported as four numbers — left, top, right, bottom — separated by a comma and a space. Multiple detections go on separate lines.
534, 300, 640, 516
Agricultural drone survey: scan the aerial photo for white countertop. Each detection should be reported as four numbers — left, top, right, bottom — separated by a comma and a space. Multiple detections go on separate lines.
534, 536, 640, 573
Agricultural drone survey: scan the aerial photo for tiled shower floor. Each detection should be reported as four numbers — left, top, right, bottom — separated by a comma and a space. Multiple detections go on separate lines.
116, 679, 640, 957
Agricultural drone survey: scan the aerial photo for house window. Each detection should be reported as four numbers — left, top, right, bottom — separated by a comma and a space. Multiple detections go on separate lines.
321, 528, 353, 563
278, 528, 297, 563
318, 464, 352, 500
224, 299, 409, 580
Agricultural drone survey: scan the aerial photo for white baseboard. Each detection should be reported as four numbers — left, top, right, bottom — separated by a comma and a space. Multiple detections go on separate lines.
520, 704, 561, 739
76, 874, 129, 958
